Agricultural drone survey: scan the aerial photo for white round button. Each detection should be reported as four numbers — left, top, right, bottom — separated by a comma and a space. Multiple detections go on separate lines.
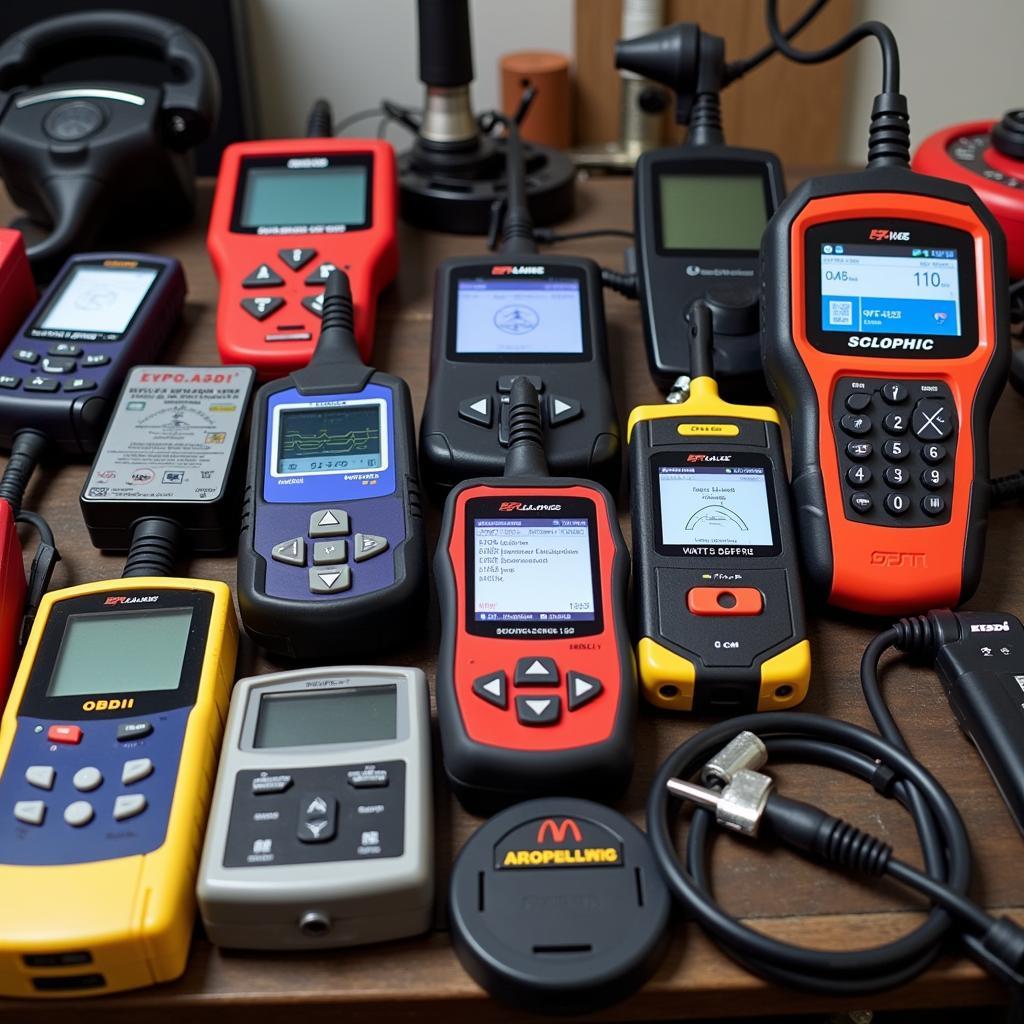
64, 801, 94, 827
72, 767, 103, 792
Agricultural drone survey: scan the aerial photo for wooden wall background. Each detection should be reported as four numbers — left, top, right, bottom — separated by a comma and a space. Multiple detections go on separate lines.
574, 0, 856, 166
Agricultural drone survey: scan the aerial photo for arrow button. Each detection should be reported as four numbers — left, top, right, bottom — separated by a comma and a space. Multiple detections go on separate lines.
297, 792, 336, 843
515, 695, 561, 725
309, 566, 352, 593
514, 656, 559, 686
241, 296, 284, 321
243, 263, 284, 287
353, 533, 389, 562
278, 247, 317, 270
567, 671, 603, 710
473, 671, 507, 709
548, 394, 582, 425
309, 508, 350, 537
458, 395, 493, 428
271, 536, 306, 566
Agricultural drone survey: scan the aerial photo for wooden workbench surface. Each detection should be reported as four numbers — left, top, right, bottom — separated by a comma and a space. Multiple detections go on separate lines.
1, 174, 1021, 1022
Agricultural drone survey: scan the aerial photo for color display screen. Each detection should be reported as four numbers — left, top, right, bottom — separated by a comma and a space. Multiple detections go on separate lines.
275, 403, 383, 475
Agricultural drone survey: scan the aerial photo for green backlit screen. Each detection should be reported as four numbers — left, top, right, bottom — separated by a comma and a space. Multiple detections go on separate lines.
659, 173, 768, 252
240, 165, 368, 228
47, 608, 193, 697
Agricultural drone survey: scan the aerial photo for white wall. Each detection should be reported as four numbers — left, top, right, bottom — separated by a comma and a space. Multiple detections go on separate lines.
247, 0, 573, 139
842, 0, 1024, 164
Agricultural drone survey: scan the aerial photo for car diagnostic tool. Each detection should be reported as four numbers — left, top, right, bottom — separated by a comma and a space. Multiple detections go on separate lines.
419, 115, 619, 497
0, 363, 248, 996
0, 251, 185, 455
616, 23, 785, 389
435, 376, 634, 811
208, 135, 398, 377
628, 301, 809, 715
237, 270, 426, 660
760, 12, 1009, 615
197, 665, 432, 950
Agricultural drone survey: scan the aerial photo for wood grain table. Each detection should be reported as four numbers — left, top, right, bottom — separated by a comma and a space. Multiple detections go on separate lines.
1, 173, 1021, 1022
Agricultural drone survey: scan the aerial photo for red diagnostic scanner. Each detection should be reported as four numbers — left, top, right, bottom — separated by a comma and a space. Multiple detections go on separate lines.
0, 230, 35, 346
434, 379, 635, 811
208, 138, 398, 377
0, 501, 26, 698
913, 112, 1024, 278
762, 168, 1009, 615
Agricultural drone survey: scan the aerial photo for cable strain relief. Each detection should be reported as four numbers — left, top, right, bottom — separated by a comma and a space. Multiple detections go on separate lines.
990, 470, 1024, 505
687, 92, 724, 147
980, 917, 1024, 982
306, 98, 334, 138
503, 376, 548, 478
122, 518, 182, 579
601, 268, 638, 300
0, 429, 47, 516
821, 819, 892, 877
867, 91, 911, 168
891, 613, 935, 657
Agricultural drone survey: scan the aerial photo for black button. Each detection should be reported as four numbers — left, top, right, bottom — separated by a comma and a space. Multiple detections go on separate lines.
497, 375, 544, 394
883, 439, 909, 461
846, 464, 871, 487
242, 263, 284, 288
922, 495, 946, 517
117, 721, 153, 741
921, 467, 946, 490
252, 773, 293, 795
840, 413, 871, 437
241, 296, 284, 321
845, 392, 872, 412
459, 396, 493, 428
278, 247, 317, 270
82, 353, 110, 367
24, 377, 58, 392
13, 349, 38, 365
883, 465, 910, 488
473, 671, 507, 709
912, 399, 953, 440
884, 492, 911, 516
567, 672, 602, 710
514, 657, 559, 686
301, 293, 324, 317
64, 378, 96, 392
883, 412, 909, 435
297, 793, 337, 843
881, 383, 908, 404
0, 375, 19, 389
549, 394, 582, 425
305, 262, 339, 285
49, 343, 82, 357
846, 441, 872, 460
921, 443, 946, 464
43, 100, 104, 142
515, 695, 561, 725
849, 491, 873, 514
347, 768, 389, 788
41, 356, 75, 375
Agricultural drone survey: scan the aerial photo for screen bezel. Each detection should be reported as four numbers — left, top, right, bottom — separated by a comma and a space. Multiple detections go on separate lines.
464, 494, 604, 639
269, 397, 390, 479
230, 153, 374, 235
802, 218, 980, 359
651, 451, 782, 558
652, 160, 774, 258
26, 259, 164, 342
445, 263, 593, 364
20, 589, 214, 720
252, 684, 399, 748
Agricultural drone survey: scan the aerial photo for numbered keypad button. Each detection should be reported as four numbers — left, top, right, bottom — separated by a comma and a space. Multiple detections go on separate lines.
846, 465, 872, 487
912, 399, 953, 440
840, 413, 872, 437
884, 492, 911, 516
845, 392, 872, 412
921, 495, 946, 517
846, 441, 872, 460
883, 412, 909, 435
883, 440, 909, 461
883, 466, 910, 488
849, 491, 873, 514
921, 443, 946, 464
921, 467, 946, 490
881, 383, 908, 404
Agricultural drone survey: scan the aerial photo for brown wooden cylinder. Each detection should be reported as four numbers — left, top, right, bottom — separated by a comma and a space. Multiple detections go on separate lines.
500, 51, 572, 150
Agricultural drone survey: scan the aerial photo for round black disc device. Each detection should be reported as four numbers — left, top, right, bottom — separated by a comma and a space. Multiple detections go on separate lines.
449, 797, 672, 1014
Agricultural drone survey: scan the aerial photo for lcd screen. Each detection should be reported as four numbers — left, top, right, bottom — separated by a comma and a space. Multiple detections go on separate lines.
35, 266, 158, 337
658, 173, 768, 251
276, 402, 383, 475
254, 686, 397, 747
239, 165, 369, 228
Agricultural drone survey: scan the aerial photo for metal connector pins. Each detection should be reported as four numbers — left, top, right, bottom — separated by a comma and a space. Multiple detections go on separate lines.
666, 768, 773, 837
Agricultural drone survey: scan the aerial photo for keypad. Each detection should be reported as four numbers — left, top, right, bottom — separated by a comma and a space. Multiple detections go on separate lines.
237, 248, 332, 327
270, 508, 389, 595
460, 377, 583, 444
833, 378, 955, 526
472, 656, 603, 723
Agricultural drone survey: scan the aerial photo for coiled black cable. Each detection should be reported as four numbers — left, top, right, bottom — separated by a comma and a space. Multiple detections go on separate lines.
647, 625, 1024, 1005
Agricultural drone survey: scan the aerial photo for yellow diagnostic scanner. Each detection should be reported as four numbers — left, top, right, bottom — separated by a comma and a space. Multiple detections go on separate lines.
627, 300, 810, 715
0, 577, 237, 997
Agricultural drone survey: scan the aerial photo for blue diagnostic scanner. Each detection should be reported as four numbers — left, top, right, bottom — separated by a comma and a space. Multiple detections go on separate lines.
237, 271, 427, 659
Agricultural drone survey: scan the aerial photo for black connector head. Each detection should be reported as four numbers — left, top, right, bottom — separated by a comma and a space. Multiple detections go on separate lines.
503, 376, 549, 479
